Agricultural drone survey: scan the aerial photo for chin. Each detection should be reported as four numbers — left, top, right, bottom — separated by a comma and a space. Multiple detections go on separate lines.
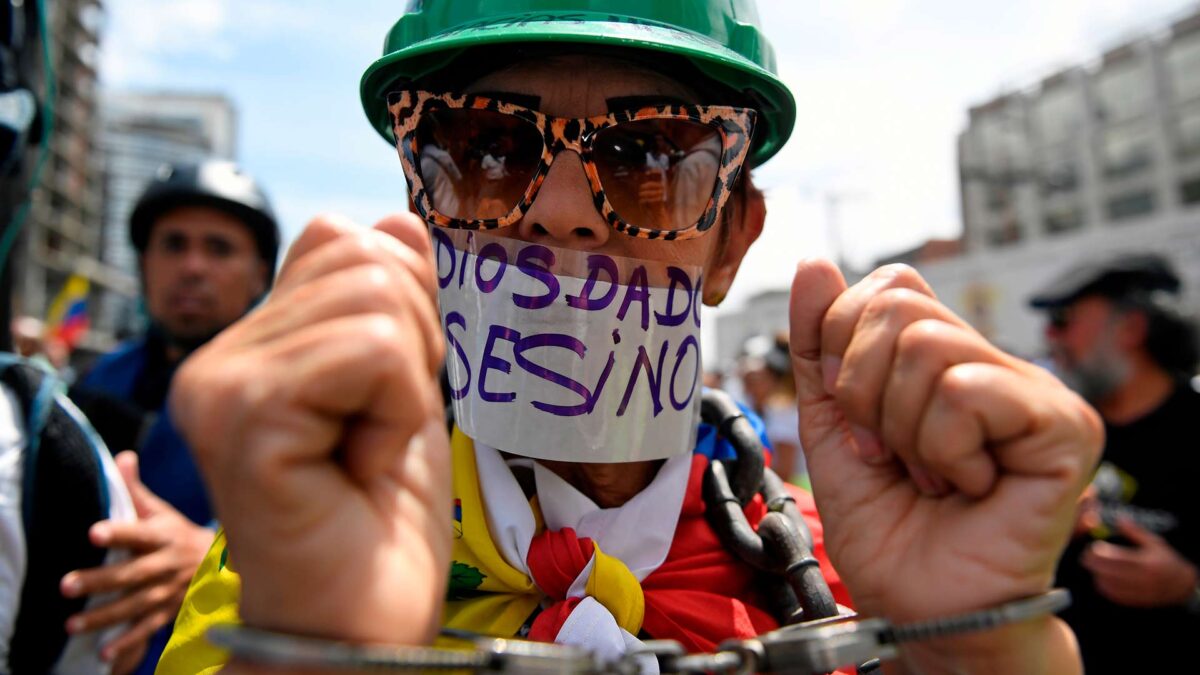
162, 319, 222, 347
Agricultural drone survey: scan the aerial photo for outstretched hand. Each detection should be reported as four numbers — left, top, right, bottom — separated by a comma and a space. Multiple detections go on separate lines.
1081, 517, 1198, 608
789, 260, 1103, 671
171, 213, 451, 648
60, 451, 213, 667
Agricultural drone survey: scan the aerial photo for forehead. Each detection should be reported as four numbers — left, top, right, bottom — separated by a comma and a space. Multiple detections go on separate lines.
150, 206, 253, 241
1065, 295, 1115, 320
463, 54, 700, 117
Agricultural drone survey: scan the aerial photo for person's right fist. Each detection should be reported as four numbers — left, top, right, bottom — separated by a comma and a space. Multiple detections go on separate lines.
171, 213, 451, 647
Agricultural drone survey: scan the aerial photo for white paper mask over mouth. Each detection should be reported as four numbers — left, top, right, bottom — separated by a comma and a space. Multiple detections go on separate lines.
432, 227, 703, 463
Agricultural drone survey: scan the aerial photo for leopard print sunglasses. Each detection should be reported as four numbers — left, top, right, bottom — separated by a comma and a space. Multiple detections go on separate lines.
387, 89, 757, 241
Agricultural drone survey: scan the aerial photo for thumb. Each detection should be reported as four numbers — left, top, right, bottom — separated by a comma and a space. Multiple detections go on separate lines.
114, 450, 164, 517
1115, 516, 1161, 548
788, 258, 847, 439
789, 260, 899, 506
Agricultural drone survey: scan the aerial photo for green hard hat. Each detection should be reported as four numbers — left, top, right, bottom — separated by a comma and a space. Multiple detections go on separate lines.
360, 0, 796, 165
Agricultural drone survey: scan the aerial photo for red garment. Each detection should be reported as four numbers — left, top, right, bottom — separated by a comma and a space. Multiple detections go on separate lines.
526, 454, 852, 652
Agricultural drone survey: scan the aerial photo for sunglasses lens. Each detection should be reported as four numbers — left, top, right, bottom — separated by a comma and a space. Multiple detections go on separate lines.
593, 119, 722, 232
415, 108, 543, 220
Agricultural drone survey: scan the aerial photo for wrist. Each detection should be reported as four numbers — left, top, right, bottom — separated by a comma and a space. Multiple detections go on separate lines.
234, 533, 444, 647
888, 617, 1080, 675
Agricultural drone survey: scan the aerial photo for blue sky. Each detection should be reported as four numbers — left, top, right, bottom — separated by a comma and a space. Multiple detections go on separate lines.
99, 0, 1197, 311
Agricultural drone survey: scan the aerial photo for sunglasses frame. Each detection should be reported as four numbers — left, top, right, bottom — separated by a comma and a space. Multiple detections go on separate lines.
387, 89, 757, 241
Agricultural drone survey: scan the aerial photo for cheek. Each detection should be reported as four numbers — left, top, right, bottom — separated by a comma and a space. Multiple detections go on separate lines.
141, 256, 175, 295
218, 258, 265, 297
1065, 326, 1098, 355
639, 237, 717, 269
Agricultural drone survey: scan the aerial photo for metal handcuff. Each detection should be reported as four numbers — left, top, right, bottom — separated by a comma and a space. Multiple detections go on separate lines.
209, 389, 1072, 673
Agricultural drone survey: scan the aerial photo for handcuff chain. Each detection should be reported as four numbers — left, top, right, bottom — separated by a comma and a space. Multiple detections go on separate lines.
209, 590, 1071, 674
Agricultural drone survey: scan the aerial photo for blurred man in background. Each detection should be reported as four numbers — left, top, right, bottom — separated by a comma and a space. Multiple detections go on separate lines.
65, 160, 279, 673
1032, 253, 1200, 673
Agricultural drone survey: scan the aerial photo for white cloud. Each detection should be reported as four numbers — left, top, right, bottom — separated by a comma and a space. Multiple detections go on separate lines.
100, 0, 233, 85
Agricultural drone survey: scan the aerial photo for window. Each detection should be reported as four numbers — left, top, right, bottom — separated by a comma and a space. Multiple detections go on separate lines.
1096, 60, 1153, 124
1177, 106, 1200, 159
1040, 160, 1078, 195
1106, 191, 1156, 221
1102, 124, 1155, 179
1167, 32, 1200, 103
985, 183, 1012, 212
976, 111, 1030, 172
1182, 176, 1200, 205
985, 216, 1022, 247
1045, 207, 1084, 234
1036, 86, 1085, 146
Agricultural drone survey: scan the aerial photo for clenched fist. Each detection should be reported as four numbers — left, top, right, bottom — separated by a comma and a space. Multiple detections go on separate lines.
170, 214, 451, 647
790, 260, 1103, 673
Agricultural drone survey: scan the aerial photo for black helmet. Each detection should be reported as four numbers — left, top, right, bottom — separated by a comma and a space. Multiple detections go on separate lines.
129, 160, 281, 279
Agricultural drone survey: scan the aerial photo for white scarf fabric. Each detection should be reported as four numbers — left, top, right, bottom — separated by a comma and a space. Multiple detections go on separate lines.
473, 443, 693, 669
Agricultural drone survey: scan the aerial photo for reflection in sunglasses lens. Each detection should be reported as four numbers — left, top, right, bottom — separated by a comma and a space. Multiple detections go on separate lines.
594, 119, 721, 232
415, 109, 543, 220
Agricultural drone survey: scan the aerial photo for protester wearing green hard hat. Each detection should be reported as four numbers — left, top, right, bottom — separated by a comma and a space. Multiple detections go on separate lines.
159, 1, 1100, 673
359, 0, 796, 164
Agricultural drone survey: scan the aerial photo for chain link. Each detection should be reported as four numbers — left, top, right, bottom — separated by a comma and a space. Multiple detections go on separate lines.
699, 389, 841, 627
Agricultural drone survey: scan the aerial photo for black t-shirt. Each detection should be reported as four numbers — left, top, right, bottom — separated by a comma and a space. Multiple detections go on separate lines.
1056, 382, 1200, 673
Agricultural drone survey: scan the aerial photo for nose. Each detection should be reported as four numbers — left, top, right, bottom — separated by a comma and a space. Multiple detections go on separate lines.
179, 246, 212, 277
515, 151, 610, 249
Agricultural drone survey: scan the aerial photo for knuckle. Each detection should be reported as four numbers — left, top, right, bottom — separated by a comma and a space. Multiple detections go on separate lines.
354, 262, 400, 300
359, 315, 422, 373
146, 583, 173, 607
861, 287, 926, 326
360, 313, 405, 349
306, 213, 356, 237
896, 319, 950, 365
346, 230, 388, 262
874, 263, 922, 286
936, 363, 984, 410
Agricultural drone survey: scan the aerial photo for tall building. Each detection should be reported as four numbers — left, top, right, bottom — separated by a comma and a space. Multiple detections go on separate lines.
887, 7, 1200, 358
958, 12, 1200, 252
14, 0, 131, 352
95, 92, 237, 337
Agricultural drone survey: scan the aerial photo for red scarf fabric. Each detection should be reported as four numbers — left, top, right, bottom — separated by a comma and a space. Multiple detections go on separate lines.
527, 454, 852, 652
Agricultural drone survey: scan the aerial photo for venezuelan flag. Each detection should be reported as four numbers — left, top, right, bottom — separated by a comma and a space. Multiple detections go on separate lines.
46, 274, 90, 349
